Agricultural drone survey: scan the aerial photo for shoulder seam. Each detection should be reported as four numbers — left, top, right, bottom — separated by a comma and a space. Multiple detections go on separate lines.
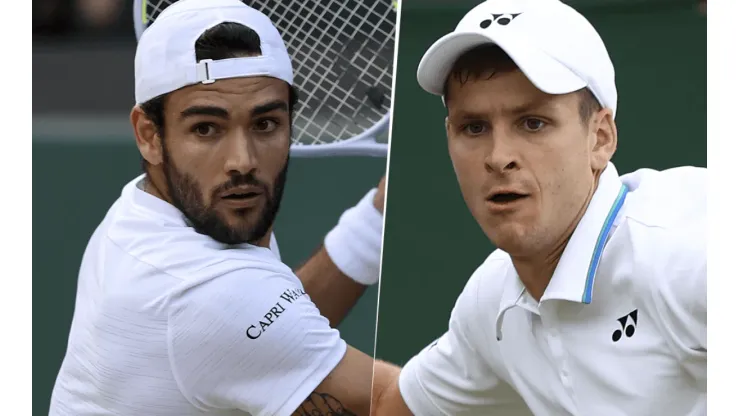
103, 230, 192, 282
103, 230, 277, 283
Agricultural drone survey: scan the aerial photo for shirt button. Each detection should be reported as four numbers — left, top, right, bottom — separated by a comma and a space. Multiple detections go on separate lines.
560, 371, 572, 389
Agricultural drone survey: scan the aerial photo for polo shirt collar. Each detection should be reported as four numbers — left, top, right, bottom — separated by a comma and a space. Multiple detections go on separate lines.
495, 163, 628, 340
126, 174, 186, 224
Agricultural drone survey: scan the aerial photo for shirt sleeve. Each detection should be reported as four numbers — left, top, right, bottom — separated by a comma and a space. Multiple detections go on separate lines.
398, 270, 531, 416
167, 271, 346, 415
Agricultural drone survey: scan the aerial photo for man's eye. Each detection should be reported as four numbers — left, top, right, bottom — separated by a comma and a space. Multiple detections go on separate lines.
192, 123, 218, 137
522, 118, 546, 132
462, 122, 487, 136
254, 119, 278, 132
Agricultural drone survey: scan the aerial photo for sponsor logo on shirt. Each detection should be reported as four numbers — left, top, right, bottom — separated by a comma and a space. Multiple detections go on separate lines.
245, 287, 307, 340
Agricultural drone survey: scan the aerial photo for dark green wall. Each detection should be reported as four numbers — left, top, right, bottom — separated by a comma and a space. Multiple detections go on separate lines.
376, 2, 707, 364
32, 141, 384, 414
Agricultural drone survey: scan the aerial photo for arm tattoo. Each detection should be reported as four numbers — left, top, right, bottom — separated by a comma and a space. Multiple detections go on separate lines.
292, 392, 358, 416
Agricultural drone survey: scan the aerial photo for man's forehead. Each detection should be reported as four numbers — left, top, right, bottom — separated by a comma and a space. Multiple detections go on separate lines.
446, 71, 561, 114
169, 76, 290, 111
447, 68, 534, 95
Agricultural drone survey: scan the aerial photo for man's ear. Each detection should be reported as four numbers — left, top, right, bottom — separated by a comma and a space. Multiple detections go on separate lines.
131, 106, 163, 166
589, 107, 617, 172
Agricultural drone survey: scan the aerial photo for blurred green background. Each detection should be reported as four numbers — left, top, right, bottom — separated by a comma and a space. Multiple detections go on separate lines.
376, 0, 707, 365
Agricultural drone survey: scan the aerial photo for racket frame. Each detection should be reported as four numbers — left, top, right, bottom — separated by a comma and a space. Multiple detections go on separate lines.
290, 113, 388, 157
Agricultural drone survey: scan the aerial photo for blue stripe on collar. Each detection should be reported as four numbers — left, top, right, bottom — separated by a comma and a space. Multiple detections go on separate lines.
581, 184, 628, 304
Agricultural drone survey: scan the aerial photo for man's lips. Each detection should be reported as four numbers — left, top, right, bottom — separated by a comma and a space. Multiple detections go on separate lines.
218, 186, 265, 209
220, 185, 264, 199
485, 188, 530, 213
486, 188, 529, 203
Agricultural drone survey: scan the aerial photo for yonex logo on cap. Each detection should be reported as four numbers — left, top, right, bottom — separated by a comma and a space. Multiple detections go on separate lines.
480, 13, 522, 28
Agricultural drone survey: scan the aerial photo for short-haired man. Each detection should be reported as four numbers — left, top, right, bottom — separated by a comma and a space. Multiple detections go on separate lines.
372, 0, 707, 414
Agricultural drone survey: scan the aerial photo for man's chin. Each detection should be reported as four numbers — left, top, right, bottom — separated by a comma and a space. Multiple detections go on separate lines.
208, 194, 279, 247
215, 222, 261, 245
485, 223, 532, 253
224, 214, 275, 245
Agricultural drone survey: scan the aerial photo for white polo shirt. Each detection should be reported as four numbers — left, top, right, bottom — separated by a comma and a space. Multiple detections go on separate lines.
399, 163, 707, 416
49, 175, 346, 416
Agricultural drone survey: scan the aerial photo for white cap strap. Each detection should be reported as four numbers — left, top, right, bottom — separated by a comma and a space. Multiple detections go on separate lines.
194, 56, 286, 84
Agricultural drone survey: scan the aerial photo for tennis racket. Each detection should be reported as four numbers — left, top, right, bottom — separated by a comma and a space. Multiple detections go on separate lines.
133, 0, 397, 158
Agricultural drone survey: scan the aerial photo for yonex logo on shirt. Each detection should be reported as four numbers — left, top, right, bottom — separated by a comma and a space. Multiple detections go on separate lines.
612, 309, 638, 342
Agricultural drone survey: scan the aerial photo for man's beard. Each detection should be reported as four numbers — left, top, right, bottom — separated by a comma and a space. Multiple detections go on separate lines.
160, 142, 289, 246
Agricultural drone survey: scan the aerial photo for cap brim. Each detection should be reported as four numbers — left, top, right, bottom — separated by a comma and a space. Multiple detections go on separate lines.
417, 31, 587, 98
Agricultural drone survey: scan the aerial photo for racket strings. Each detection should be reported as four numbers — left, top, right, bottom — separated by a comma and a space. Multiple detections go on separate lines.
327, 0, 394, 142
304, 0, 393, 143
257, 0, 359, 145
141, 0, 394, 146
145, 0, 177, 23
293, 4, 380, 143
257, 0, 393, 145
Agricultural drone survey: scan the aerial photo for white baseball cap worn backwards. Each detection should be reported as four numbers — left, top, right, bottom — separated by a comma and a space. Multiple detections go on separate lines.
417, 0, 618, 117
134, 0, 294, 105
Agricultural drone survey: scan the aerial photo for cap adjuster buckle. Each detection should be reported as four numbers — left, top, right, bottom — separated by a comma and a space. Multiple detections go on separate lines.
196, 59, 216, 84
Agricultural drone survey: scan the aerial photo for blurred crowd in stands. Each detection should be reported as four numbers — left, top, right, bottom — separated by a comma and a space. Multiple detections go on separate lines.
33, 0, 707, 40
34, 0, 133, 38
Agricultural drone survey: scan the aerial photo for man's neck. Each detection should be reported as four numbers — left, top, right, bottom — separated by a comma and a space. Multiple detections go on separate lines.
511, 226, 572, 302
143, 172, 171, 204
512, 170, 603, 302
254, 228, 273, 249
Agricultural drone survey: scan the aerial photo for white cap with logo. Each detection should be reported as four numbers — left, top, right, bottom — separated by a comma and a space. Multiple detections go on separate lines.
416, 0, 617, 117
134, 0, 293, 105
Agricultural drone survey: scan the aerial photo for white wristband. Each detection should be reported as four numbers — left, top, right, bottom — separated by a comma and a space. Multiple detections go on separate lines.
324, 188, 383, 285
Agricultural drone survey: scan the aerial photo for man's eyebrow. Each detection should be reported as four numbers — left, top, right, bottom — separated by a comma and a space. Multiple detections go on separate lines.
251, 100, 289, 116
179, 105, 229, 120
450, 111, 490, 120
448, 96, 556, 120
504, 97, 556, 116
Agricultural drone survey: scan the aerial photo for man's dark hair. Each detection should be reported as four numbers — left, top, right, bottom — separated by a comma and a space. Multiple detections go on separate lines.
442, 44, 602, 124
139, 22, 299, 170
